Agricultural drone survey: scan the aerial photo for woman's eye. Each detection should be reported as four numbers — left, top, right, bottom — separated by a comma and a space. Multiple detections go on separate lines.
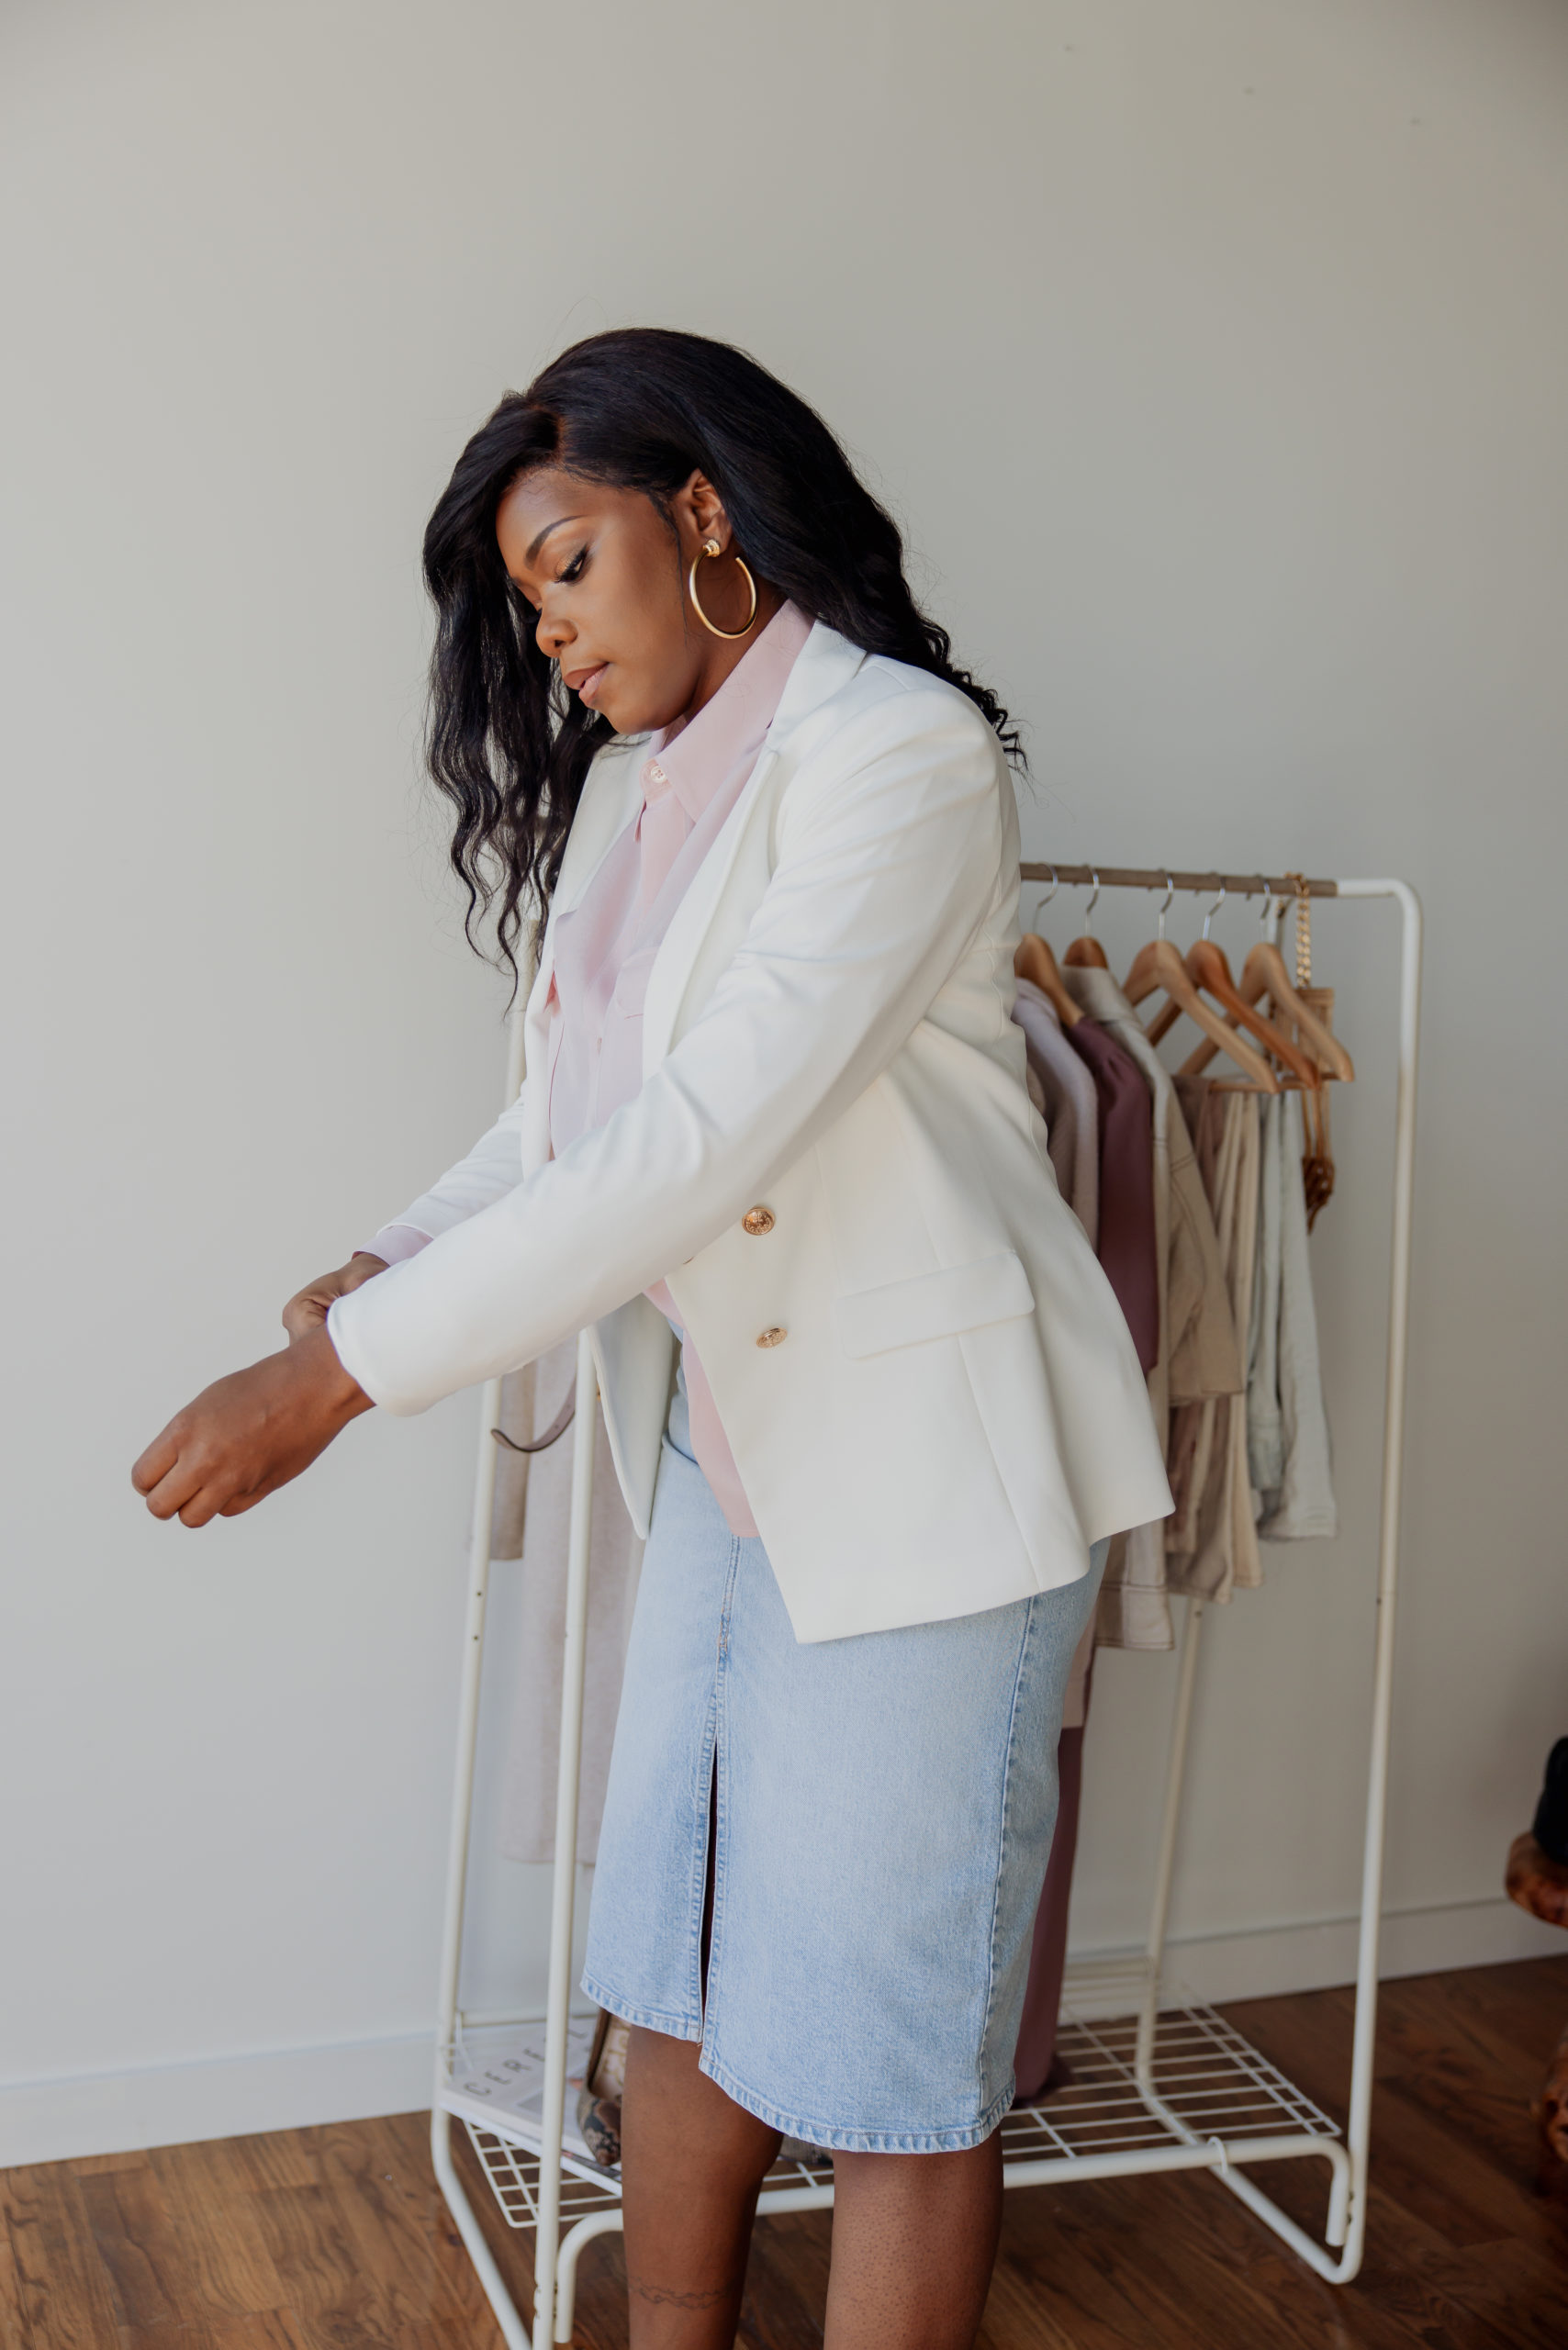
560, 547, 588, 585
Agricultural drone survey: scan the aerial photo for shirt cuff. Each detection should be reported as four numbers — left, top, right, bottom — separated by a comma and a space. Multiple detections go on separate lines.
359, 1223, 433, 1268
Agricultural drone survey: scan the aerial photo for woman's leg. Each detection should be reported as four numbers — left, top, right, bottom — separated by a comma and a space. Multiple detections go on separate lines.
619, 2023, 783, 2349
824, 2137, 1003, 2350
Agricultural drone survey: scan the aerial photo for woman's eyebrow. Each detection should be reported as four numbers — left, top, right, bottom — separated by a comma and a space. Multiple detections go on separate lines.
525, 513, 586, 565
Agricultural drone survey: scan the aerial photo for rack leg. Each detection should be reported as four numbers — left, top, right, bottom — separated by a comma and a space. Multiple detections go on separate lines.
428, 992, 536, 2342
532, 1333, 599, 2346
554, 2210, 628, 2344
431, 2108, 533, 2348
430, 1367, 535, 2341
1213, 2153, 1355, 2283
1135, 1595, 1205, 2089
1329, 878, 1423, 2280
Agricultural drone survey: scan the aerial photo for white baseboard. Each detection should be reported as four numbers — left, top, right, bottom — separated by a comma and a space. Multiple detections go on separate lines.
4, 1897, 1563, 2171
1079, 1890, 1566, 2015
0, 2029, 438, 2171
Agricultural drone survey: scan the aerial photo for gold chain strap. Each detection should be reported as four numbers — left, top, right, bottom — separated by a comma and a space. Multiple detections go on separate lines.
1282, 872, 1312, 988
1281, 873, 1334, 1226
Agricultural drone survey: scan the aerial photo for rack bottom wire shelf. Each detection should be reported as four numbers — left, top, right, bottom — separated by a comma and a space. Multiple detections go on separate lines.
455, 2000, 1341, 2237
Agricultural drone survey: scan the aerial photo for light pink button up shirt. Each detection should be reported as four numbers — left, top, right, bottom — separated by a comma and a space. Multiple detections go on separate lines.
370, 599, 812, 1539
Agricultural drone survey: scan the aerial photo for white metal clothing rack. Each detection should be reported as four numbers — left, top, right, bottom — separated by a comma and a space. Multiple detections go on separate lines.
428, 869, 1421, 2348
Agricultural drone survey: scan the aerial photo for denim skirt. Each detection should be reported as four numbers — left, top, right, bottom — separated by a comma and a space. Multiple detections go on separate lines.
581, 1377, 1108, 2153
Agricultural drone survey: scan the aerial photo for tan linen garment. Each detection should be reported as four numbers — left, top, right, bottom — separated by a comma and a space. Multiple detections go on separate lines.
494, 1338, 646, 1867
1166, 1083, 1262, 1605
1063, 968, 1241, 1651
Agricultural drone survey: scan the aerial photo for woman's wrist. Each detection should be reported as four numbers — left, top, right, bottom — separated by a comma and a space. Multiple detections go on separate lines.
297, 1322, 375, 1422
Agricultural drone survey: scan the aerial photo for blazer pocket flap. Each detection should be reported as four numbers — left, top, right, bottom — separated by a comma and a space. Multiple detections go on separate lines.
834, 1251, 1035, 1361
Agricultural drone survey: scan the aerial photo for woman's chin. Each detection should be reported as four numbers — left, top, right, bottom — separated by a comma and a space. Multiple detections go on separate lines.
599, 682, 677, 738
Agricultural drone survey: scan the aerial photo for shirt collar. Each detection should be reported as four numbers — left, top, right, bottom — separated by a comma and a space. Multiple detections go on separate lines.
644, 599, 812, 822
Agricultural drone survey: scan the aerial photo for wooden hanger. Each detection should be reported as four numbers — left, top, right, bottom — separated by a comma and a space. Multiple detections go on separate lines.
1013, 870, 1083, 1024
1014, 934, 1082, 1026
1122, 878, 1280, 1091
1182, 890, 1354, 1082
1143, 886, 1319, 1088
1061, 871, 1109, 969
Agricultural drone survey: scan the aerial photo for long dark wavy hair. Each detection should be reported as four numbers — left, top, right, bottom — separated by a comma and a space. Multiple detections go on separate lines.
421, 326, 1021, 986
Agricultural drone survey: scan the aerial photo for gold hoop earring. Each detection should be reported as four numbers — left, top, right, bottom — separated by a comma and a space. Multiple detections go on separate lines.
688, 538, 758, 641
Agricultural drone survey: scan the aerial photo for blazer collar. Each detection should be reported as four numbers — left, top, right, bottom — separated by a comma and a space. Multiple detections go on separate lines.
762, 618, 867, 745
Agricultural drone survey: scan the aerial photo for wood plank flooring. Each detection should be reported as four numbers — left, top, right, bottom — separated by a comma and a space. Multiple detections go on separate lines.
4, 1957, 1566, 2348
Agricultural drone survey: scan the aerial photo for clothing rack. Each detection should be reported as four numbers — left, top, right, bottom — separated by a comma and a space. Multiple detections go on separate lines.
428, 869, 1421, 2348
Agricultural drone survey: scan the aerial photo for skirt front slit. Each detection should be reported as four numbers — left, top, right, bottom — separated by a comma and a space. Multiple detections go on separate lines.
581, 1375, 1108, 2154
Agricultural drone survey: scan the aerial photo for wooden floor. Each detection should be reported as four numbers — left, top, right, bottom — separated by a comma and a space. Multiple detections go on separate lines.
5, 1957, 1567, 2348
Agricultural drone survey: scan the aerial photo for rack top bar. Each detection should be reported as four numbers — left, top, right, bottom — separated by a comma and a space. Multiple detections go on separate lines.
1020, 865, 1338, 899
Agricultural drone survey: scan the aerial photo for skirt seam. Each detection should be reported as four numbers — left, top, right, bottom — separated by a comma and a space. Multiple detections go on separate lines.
701, 1535, 743, 2038
686, 1695, 720, 2027
975, 1590, 1037, 2115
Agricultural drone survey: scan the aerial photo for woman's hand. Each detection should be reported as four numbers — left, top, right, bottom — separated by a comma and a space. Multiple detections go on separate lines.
282, 1251, 388, 1342
131, 1326, 375, 1528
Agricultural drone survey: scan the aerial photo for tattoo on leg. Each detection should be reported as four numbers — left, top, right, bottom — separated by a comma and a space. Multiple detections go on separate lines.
627, 2274, 736, 2310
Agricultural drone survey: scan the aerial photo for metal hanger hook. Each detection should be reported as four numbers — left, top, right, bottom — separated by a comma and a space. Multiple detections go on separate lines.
1030, 863, 1059, 925
1201, 880, 1226, 940
1257, 879, 1282, 939
1157, 872, 1175, 941
1081, 868, 1101, 934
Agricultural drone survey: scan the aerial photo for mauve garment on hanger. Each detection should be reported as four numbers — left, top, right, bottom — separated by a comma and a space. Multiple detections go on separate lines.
1065, 1018, 1159, 1374
1062, 965, 1240, 1654
1011, 1001, 1157, 2096
1012, 1716, 1088, 2103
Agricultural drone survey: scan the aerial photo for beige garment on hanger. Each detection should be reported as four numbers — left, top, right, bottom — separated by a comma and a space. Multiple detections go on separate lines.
497, 1336, 646, 1867
1062, 966, 1241, 1650
1166, 1084, 1262, 1605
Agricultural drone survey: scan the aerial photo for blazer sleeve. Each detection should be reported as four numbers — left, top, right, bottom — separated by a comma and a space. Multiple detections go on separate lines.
368, 1080, 533, 1245
329, 687, 1007, 1415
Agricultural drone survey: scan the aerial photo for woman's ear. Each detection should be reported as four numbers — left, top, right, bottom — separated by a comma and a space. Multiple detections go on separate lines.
673, 468, 732, 554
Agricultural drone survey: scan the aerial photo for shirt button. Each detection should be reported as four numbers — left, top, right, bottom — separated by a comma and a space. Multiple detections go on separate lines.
741, 1205, 776, 1237
756, 1326, 787, 1348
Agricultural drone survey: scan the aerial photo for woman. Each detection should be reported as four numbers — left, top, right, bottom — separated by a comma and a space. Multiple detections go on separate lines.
134, 329, 1170, 2349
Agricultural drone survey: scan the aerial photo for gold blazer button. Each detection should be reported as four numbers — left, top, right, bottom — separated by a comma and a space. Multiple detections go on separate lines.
756, 1326, 788, 1348
742, 1205, 776, 1236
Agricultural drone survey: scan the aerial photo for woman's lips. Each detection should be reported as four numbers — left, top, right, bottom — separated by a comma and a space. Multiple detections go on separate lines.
567, 662, 609, 706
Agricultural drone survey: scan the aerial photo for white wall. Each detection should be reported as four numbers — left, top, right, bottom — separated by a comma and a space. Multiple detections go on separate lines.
4, 0, 1565, 2165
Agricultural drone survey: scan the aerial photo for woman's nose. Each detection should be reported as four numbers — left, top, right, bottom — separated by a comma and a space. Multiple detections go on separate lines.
535, 603, 572, 661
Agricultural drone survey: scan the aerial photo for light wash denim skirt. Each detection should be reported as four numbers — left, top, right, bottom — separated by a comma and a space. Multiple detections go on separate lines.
581, 1376, 1108, 2154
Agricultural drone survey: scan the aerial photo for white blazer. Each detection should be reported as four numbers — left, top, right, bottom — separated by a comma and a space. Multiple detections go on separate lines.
330, 623, 1172, 1641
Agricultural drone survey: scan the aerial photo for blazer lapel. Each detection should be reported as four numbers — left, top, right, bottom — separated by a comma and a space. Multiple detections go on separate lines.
530, 733, 646, 1002
641, 623, 867, 1076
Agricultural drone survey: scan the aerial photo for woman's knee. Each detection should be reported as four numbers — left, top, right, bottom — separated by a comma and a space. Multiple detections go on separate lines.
832, 2133, 1002, 2200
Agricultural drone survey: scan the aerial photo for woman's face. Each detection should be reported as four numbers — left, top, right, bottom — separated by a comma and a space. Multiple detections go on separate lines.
497, 465, 774, 736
